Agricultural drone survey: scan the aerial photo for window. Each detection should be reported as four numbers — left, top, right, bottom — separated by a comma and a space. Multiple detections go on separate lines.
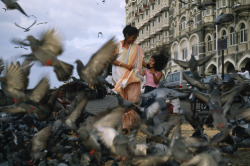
214, 33, 217, 50
152, 4, 154, 10
138, 18, 139, 23
221, 30, 227, 39
158, 0, 160, 5
182, 48, 187, 60
146, 10, 148, 15
174, 51, 178, 59
180, 2, 186, 8
158, 16, 161, 23
141, 14, 144, 19
192, 45, 199, 56
165, 31, 168, 37
158, 34, 161, 40
240, 23, 247, 43
146, 25, 149, 31
180, 17, 186, 30
152, 20, 154, 27
141, 29, 144, 34
221, 0, 226, 7
208, 36, 212, 51
147, 41, 149, 46
230, 27, 237, 45
165, 11, 168, 18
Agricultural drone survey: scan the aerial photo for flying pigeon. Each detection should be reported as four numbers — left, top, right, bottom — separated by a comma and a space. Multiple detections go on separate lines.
1, 0, 28, 16
15, 20, 37, 32
191, 0, 216, 11
75, 37, 117, 86
173, 53, 215, 80
12, 28, 74, 81
210, 13, 234, 28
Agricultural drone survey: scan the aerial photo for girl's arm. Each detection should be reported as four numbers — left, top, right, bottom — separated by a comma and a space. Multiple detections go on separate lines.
153, 71, 163, 84
141, 70, 146, 76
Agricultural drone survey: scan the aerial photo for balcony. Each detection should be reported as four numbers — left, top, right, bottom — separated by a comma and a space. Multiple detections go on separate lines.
163, 37, 170, 44
156, 41, 162, 47
150, 43, 157, 51
238, 42, 248, 52
143, 3, 149, 9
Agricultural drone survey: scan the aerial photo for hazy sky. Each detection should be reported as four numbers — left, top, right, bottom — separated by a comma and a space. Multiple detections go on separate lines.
0, 0, 126, 88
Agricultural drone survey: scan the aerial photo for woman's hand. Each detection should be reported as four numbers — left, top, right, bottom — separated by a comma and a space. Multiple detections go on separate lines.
125, 64, 134, 71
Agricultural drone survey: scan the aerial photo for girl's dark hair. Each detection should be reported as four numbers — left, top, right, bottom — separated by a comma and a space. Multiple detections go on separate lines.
122, 25, 139, 38
151, 49, 169, 71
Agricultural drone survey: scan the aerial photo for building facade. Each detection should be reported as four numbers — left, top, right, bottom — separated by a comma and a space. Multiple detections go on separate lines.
125, 0, 250, 76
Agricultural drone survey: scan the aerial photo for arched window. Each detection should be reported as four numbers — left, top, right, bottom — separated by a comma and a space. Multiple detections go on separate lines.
240, 23, 247, 42
208, 36, 212, 51
214, 33, 217, 50
180, 17, 186, 30
221, 30, 227, 39
230, 27, 236, 45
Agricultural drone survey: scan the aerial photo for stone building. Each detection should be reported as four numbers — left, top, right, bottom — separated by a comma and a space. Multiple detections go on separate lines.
125, 0, 250, 76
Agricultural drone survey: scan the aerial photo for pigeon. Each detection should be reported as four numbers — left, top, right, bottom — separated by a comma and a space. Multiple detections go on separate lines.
178, 0, 188, 5
232, 2, 241, 8
28, 125, 52, 164
14, 46, 28, 50
0, 62, 30, 101
36, 22, 47, 25
14, 20, 37, 32
12, 29, 74, 81
65, 92, 88, 131
173, 54, 215, 80
210, 13, 234, 28
98, 32, 103, 38
1, 0, 28, 16
75, 37, 118, 86
191, 0, 216, 11
239, 108, 250, 121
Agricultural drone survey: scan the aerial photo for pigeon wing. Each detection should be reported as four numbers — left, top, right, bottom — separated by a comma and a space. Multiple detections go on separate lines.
40, 29, 63, 56
173, 58, 189, 68
31, 125, 52, 152
197, 53, 215, 66
14, 22, 26, 30
183, 72, 209, 90
27, 20, 37, 29
29, 76, 50, 103
192, 89, 210, 103
78, 37, 118, 85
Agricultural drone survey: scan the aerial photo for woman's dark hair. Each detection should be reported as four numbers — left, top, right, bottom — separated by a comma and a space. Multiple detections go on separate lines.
122, 25, 139, 38
151, 49, 169, 71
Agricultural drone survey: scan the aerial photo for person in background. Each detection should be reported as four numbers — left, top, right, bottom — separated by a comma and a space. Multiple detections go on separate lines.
57, 90, 71, 109
238, 67, 250, 79
140, 52, 168, 108
112, 25, 147, 134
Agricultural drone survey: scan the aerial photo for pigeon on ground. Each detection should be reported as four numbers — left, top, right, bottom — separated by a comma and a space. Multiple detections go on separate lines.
12, 28, 74, 81
75, 37, 117, 86
15, 20, 37, 32
1, 0, 28, 16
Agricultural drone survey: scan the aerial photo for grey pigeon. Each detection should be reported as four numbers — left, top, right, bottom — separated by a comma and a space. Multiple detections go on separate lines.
173, 54, 215, 80
210, 13, 234, 28
191, 0, 215, 11
65, 92, 88, 131
75, 37, 117, 86
29, 125, 52, 164
12, 29, 74, 81
1, 0, 28, 16
15, 20, 37, 32
0, 62, 29, 101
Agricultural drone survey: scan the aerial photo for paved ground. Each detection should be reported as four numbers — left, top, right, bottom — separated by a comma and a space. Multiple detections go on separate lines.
85, 95, 118, 114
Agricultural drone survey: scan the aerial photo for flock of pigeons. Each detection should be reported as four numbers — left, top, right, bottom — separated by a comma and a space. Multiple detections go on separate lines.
0, 0, 250, 166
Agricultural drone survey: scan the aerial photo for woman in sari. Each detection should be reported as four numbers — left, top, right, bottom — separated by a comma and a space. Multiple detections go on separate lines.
112, 25, 147, 134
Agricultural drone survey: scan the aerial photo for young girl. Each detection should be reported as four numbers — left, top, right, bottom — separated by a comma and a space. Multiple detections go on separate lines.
140, 53, 168, 107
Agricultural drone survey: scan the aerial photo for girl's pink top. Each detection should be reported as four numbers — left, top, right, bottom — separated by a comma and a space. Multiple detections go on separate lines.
144, 69, 160, 88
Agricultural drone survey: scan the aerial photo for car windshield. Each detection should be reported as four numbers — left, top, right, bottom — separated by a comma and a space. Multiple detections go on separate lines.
182, 71, 193, 80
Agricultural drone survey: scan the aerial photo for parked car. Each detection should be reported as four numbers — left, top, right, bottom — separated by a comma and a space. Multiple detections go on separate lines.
202, 73, 241, 85
162, 70, 193, 91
